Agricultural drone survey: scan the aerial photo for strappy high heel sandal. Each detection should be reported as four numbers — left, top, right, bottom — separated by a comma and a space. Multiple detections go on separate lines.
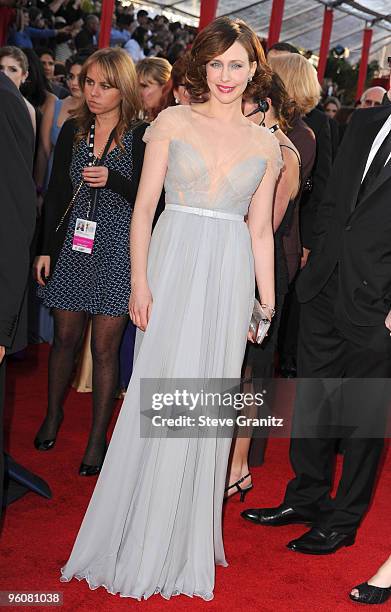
224, 473, 253, 502
350, 582, 391, 605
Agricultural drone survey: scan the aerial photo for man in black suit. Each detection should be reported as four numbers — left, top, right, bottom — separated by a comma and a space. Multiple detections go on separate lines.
0, 72, 36, 512
300, 106, 333, 251
242, 81, 391, 554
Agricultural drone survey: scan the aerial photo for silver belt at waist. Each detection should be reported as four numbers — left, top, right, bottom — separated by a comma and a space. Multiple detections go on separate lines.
165, 204, 244, 222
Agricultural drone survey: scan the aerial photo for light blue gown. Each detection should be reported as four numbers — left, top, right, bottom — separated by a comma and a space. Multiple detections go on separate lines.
60, 105, 282, 600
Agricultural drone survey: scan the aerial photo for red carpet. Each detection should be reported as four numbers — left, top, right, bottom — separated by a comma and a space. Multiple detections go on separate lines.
1, 344, 390, 611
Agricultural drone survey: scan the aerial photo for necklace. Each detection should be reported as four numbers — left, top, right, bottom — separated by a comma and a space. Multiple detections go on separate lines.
85, 120, 113, 218
87, 120, 96, 166
87, 120, 116, 166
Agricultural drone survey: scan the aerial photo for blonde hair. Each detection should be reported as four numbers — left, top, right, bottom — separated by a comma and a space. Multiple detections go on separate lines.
73, 48, 142, 149
136, 57, 173, 119
136, 57, 172, 86
268, 53, 321, 116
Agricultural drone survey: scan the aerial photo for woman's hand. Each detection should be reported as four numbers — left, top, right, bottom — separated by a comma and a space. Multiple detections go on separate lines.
34, 256, 51, 286
82, 166, 109, 188
300, 247, 311, 269
385, 310, 391, 334
129, 284, 153, 331
247, 330, 255, 343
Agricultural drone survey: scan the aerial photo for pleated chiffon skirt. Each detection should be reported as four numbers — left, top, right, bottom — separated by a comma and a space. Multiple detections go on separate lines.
60, 208, 255, 600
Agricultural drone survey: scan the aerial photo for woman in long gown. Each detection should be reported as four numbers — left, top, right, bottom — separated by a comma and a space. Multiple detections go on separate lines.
60, 17, 283, 600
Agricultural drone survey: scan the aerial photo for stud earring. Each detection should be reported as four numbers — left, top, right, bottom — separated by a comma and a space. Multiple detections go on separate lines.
248, 76, 253, 83
175, 97, 179, 104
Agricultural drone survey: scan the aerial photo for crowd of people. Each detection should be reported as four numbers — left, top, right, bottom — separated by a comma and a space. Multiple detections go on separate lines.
0, 2, 196, 61
1, 3, 391, 608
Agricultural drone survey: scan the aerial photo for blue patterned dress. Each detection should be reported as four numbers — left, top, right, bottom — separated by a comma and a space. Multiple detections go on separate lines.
43, 131, 134, 317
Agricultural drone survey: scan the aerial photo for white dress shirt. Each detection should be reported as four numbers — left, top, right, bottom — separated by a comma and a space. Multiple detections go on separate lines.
362, 112, 391, 182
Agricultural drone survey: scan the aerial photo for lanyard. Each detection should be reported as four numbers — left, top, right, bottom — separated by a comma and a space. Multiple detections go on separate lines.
86, 120, 116, 219
55, 121, 117, 233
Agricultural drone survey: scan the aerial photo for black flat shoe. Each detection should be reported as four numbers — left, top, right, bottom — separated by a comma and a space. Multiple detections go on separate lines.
78, 462, 104, 477
241, 503, 311, 526
287, 527, 355, 555
350, 582, 391, 605
79, 445, 108, 477
34, 412, 64, 451
224, 473, 253, 502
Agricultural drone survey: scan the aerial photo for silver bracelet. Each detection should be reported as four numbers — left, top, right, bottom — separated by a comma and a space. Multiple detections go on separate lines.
260, 303, 276, 318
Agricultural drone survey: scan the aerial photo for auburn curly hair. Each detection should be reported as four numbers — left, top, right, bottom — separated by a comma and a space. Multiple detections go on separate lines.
186, 16, 272, 103
243, 72, 298, 133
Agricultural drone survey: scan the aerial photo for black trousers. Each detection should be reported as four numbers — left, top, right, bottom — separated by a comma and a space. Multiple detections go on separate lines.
284, 269, 391, 533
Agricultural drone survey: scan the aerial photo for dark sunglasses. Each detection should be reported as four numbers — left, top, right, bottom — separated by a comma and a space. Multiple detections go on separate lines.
388, 56, 391, 68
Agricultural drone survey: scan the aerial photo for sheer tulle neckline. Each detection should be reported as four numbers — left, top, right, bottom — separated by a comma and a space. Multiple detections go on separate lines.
188, 104, 255, 129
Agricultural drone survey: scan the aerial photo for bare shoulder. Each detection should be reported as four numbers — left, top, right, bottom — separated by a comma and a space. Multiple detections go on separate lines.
42, 92, 57, 114
21, 97, 36, 135
24, 96, 35, 116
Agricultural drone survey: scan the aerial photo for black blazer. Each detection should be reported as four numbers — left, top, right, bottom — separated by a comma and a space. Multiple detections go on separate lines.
329, 116, 340, 161
39, 119, 157, 273
297, 105, 391, 327
301, 108, 333, 250
0, 73, 36, 352
75, 28, 96, 54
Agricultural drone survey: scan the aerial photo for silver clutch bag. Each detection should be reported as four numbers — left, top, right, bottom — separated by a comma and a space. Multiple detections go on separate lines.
249, 299, 271, 344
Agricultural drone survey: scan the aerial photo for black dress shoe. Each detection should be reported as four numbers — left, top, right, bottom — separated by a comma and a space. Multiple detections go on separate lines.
78, 462, 103, 477
349, 582, 391, 605
241, 503, 311, 526
287, 527, 355, 555
79, 445, 108, 477
34, 413, 64, 451
34, 437, 57, 451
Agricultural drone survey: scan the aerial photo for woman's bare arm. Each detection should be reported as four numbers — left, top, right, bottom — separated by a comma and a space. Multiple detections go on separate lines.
247, 163, 279, 316
273, 146, 300, 232
34, 94, 56, 189
129, 138, 168, 330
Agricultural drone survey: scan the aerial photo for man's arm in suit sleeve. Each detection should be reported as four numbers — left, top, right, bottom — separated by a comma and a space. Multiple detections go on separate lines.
311, 110, 362, 245
301, 114, 332, 250
0, 93, 35, 348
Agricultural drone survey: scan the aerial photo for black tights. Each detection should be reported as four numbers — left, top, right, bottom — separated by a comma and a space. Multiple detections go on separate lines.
36, 309, 128, 465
